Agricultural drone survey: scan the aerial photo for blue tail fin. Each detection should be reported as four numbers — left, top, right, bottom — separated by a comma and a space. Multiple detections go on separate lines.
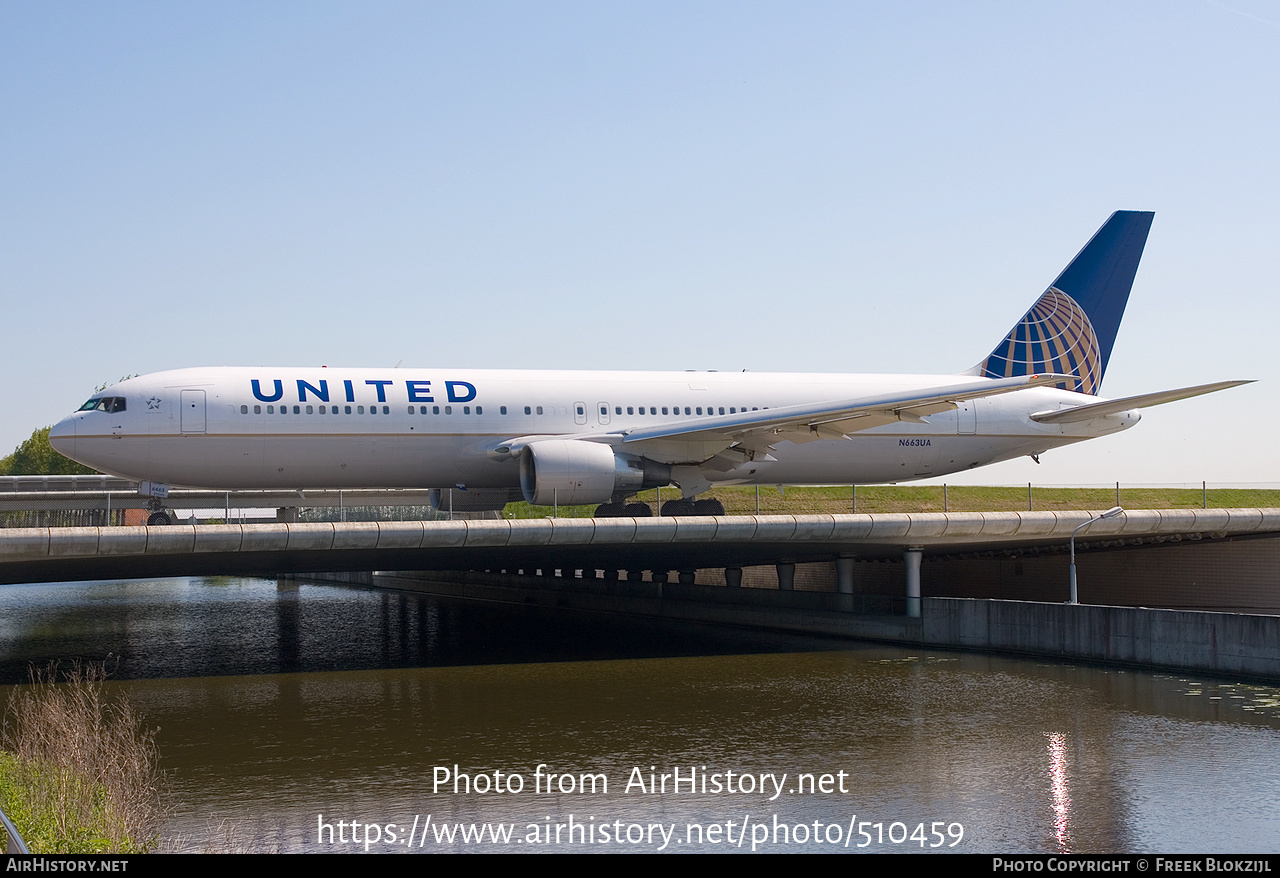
977, 211, 1154, 394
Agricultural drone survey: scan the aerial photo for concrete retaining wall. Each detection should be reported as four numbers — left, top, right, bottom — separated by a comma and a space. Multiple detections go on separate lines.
336, 570, 1280, 682
923, 597, 1280, 680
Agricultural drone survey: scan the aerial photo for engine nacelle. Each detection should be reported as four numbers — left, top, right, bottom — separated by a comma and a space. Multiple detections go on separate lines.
519, 439, 671, 506
427, 487, 521, 512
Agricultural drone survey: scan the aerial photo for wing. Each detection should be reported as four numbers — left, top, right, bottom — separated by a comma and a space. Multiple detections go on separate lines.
488, 373, 1072, 464
616, 373, 1072, 459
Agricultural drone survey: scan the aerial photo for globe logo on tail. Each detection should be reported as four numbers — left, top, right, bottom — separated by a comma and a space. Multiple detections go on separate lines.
980, 288, 1102, 395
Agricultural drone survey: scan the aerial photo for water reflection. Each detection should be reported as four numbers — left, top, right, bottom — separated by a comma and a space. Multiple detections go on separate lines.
0, 576, 1277, 853
1046, 731, 1070, 852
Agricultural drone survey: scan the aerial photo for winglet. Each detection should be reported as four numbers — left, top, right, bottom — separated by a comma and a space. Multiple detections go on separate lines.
978, 211, 1155, 395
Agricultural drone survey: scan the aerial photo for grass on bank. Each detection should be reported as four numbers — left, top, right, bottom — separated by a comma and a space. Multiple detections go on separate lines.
498, 484, 1280, 519
0, 662, 165, 854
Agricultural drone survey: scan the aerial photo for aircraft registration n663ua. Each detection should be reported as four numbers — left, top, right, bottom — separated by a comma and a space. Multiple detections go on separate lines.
50, 211, 1250, 523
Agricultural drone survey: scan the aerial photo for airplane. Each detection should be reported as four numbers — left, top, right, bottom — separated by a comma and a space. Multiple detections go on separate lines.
49, 211, 1249, 524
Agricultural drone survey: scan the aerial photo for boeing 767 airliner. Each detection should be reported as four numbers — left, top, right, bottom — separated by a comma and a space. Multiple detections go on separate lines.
49, 211, 1249, 521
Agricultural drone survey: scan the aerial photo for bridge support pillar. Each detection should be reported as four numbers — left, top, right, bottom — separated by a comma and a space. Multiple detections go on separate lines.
776, 562, 795, 591
836, 556, 855, 595
904, 547, 923, 617
724, 566, 742, 588
276, 507, 298, 523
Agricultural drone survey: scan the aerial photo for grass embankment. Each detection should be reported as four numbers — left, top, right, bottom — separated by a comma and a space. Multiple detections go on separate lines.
499, 485, 1280, 518
0, 662, 164, 853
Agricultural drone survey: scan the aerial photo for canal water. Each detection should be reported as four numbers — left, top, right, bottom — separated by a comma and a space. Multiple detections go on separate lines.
0, 575, 1277, 853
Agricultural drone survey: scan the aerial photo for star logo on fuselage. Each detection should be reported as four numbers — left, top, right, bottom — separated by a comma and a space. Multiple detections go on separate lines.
146, 397, 161, 410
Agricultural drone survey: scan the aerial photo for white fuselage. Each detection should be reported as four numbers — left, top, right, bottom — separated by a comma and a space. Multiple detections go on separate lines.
49, 367, 1138, 492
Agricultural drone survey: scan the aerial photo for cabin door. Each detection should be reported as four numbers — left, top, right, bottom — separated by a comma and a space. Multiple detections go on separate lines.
180, 390, 206, 433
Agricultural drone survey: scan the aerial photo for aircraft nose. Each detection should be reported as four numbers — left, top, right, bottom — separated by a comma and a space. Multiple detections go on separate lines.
48, 418, 75, 458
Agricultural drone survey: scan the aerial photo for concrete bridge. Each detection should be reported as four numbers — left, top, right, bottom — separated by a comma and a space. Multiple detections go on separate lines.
3, 507, 1278, 593
6, 508, 1280, 682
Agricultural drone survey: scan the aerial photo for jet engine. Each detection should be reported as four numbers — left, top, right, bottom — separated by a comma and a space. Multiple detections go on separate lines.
427, 488, 522, 513
518, 439, 671, 505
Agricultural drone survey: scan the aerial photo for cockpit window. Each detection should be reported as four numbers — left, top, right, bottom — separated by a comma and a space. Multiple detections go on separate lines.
78, 397, 126, 413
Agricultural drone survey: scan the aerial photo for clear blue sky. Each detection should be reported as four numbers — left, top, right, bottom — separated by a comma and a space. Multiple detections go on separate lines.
3, 2, 1274, 484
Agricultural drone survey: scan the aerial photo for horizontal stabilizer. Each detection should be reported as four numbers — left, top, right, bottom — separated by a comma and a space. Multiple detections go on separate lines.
1029, 380, 1253, 424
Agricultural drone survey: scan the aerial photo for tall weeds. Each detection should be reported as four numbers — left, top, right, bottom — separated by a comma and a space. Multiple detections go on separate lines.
1, 661, 165, 853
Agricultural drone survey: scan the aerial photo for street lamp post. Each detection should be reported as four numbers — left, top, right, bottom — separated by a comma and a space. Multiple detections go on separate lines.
1069, 506, 1123, 605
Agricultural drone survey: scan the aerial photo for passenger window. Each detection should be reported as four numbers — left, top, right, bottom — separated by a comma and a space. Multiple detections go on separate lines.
358, 406, 365, 414
240, 405, 248, 414
445, 406, 452, 414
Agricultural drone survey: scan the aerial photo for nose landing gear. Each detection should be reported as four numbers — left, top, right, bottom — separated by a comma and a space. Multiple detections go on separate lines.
145, 500, 175, 526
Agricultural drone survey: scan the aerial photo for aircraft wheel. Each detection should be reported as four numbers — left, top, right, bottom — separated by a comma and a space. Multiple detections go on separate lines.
147, 510, 173, 526
694, 498, 726, 516
660, 499, 696, 517
594, 503, 626, 518
625, 502, 653, 517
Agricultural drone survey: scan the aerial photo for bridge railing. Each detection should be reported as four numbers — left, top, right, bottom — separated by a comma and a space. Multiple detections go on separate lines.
5, 480, 1280, 526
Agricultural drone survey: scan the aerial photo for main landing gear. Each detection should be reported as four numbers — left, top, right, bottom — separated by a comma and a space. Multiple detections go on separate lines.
661, 498, 726, 517
592, 498, 726, 518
